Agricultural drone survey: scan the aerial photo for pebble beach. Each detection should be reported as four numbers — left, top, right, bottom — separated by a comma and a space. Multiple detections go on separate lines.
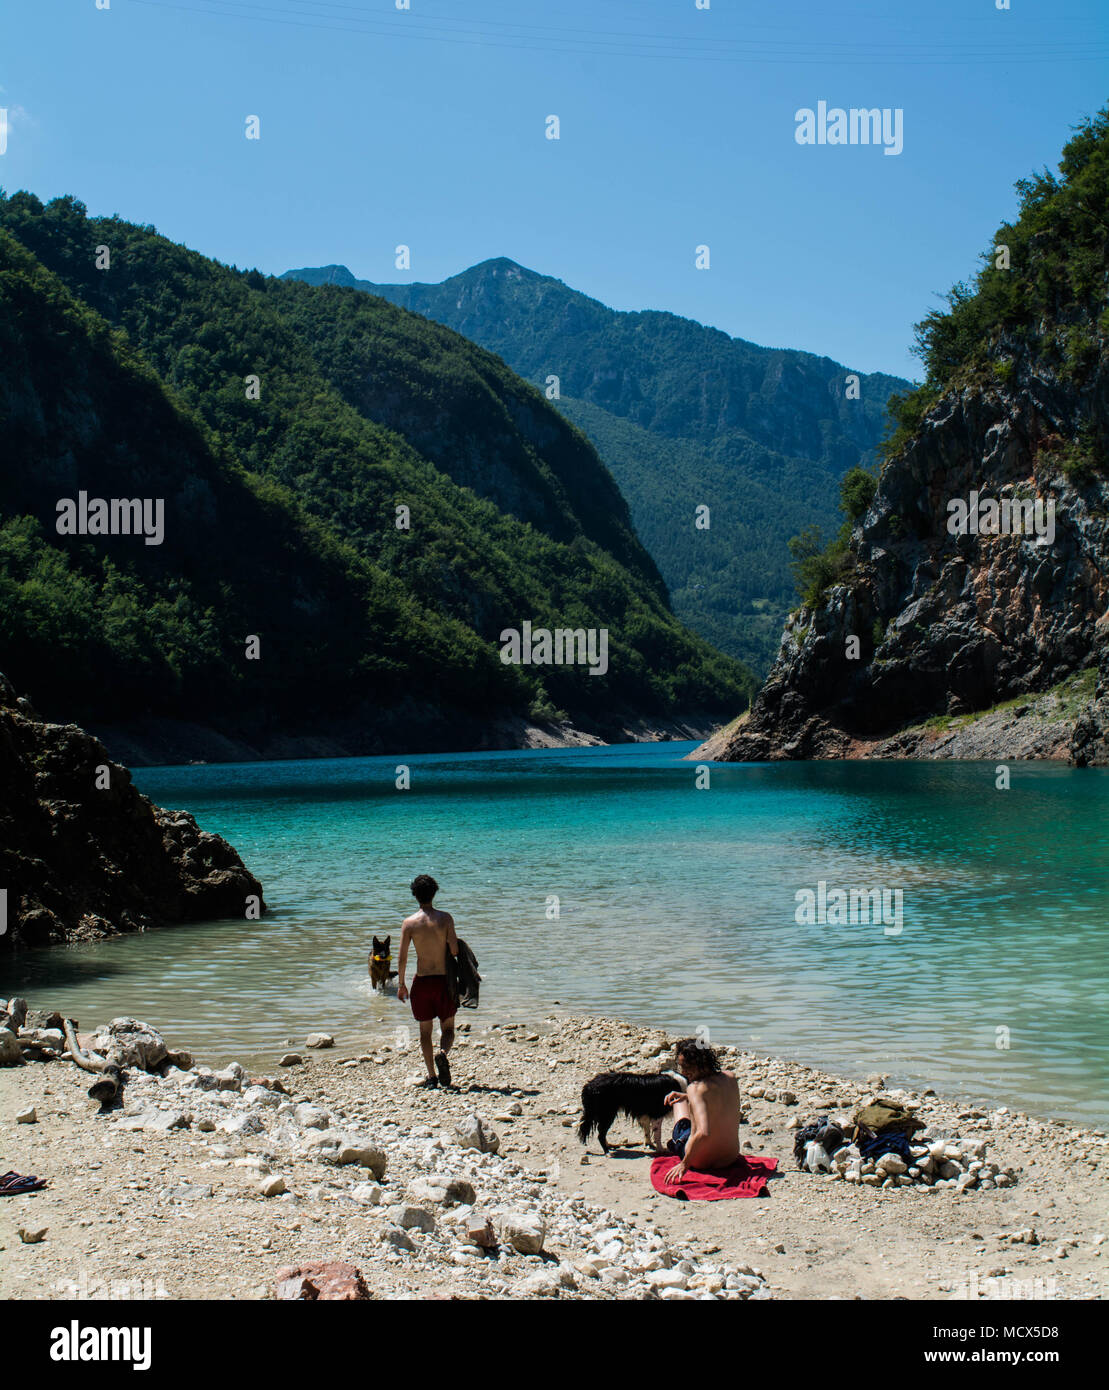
1, 1004, 1107, 1301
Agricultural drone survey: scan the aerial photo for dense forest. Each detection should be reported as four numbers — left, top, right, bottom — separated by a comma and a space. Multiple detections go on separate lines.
0, 194, 755, 751
285, 257, 908, 673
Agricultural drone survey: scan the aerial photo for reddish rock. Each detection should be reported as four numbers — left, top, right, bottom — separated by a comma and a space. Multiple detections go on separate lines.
275, 1261, 371, 1301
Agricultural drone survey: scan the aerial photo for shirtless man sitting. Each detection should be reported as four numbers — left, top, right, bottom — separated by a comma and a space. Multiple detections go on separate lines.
663, 1037, 741, 1183
397, 874, 459, 1088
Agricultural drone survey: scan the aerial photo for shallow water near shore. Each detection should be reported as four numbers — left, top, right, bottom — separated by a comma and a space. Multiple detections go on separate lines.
8, 744, 1109, 1125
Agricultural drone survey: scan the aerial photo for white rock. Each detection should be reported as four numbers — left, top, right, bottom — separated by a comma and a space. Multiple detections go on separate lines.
260, 1176, 287, 1197
381, 1226, 417, 1253
502, 1212, 546, 1255
242, 1085, 281, 1108
407, 1175, 476, 1207
397, 1205, 436, 1233
454, 1114, 500, 1154
16, 1106, 37, 1124
220, 1113, 264, 1137
521, 1270, 561, 1297
463, 1213, 497, 1249
306, 1033, 334, 1049
335, 1145, 387, 1179
295, 1103, 330, 1129
235, 1156, 272, 1173
89, 1017, 167, 1071
145, 1110, 191, 1132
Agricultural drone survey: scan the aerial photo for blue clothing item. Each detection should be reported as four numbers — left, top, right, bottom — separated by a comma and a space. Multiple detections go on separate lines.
668, 1118, 692, 1158
858, 1129, 915, 1163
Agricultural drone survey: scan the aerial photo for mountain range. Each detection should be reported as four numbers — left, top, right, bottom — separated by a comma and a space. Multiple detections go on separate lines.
0, 193, 751, 763
283, 257, 909, 674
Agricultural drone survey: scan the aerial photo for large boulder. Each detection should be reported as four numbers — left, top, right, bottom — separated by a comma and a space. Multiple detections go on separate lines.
88, 1017, 168, 1071
0, 673, 266, 950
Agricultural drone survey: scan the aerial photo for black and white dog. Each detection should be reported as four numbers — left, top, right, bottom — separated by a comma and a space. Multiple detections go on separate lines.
578, 1070, 688, 1154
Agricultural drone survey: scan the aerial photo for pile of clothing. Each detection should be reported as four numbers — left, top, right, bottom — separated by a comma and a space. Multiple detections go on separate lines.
794, 1098, 1014, 1192
794, 1098, 926, 1176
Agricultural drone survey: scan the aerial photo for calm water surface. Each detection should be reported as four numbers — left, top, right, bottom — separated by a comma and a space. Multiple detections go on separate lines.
9, 745, 1109, 1124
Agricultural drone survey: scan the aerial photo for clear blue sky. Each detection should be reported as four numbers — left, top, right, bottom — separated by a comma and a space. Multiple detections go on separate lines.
4, 1, 1107, 379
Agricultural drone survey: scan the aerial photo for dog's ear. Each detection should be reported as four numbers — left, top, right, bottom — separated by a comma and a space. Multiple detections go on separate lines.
373, 936, 383, 950
381, 935, 390, 950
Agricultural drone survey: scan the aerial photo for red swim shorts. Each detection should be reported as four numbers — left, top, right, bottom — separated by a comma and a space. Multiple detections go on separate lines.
410, 975, 456, 1023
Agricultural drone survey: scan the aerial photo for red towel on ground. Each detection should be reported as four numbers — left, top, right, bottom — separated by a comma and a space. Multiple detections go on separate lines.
650, 1153, 777, 1200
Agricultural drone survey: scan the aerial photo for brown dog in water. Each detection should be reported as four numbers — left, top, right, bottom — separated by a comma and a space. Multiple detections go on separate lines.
369, 935, 398, 991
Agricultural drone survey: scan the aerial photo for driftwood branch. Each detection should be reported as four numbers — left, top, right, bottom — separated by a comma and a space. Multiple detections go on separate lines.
63, 1017, 122, 1104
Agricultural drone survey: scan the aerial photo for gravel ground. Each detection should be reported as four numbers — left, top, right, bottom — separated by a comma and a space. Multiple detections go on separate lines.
1, 1007, 1106, 1301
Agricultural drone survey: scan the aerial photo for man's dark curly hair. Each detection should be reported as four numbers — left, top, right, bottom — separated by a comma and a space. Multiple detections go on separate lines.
674, 1036, 721, 1077
410, 874, 439, 904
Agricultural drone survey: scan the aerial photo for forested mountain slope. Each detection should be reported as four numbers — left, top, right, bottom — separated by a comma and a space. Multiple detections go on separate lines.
0, 195, 752, 761
285, 256, 908, 672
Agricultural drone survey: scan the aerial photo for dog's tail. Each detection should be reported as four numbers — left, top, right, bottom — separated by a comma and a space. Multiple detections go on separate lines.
577, 1109, 596, 1145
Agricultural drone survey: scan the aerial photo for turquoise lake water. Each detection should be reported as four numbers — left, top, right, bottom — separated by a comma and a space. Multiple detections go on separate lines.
8, 744, 1109, 1125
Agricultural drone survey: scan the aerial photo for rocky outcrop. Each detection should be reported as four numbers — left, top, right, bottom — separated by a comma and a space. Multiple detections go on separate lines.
699, 348, 1109, 764
0, 673, 265, 949
699, 112, 1109, 766
1070, 643, 1109, 766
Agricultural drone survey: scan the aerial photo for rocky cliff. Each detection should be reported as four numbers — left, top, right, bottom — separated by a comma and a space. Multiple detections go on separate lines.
699, 111, 1109, 765
0, 673, 265, 950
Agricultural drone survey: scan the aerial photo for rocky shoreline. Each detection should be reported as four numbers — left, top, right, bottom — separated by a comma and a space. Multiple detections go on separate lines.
693, 667, 1102, 763
0, 675, 265, 950
1, 1002, 1105, 1301
88, 711, 720, 769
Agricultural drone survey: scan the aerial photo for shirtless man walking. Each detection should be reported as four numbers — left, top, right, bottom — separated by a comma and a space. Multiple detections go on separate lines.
397, 874, 459, 1088
663, 1037, 741, 1183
